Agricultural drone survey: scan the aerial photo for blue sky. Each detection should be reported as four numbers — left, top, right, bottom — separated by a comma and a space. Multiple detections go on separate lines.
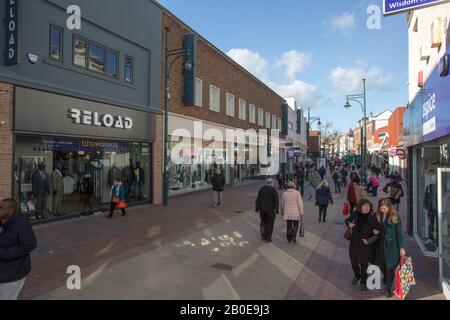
157, 0, 409, 133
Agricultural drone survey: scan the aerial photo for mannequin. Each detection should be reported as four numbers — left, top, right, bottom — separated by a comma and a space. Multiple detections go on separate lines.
107, 165, 121, 188
133, 161, 145, 201
51, 163, 64, 216
424, 173, 438, 245
32, 163, 50, 220
122, 159, 134, 199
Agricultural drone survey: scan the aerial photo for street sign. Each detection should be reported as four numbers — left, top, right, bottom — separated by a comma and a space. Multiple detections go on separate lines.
383, 0, 449, 16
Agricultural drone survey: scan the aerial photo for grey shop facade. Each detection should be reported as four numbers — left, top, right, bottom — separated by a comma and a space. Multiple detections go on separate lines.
12, 87, 157, 223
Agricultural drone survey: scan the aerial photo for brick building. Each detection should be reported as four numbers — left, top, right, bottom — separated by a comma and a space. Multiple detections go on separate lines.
161, 11, 286, 195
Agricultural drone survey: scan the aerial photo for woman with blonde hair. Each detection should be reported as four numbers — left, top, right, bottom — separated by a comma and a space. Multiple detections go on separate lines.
374, 198, 406, 297
315, 179, 333, 223
281, 181, 304, 243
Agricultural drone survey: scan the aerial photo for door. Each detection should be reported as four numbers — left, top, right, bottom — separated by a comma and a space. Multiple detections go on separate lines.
438, 168, 450, 299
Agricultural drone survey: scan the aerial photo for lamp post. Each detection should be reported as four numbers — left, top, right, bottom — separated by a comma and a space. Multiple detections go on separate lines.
163, 28, 193, 206
344, 79, 367, 185
307, 107, 321, 162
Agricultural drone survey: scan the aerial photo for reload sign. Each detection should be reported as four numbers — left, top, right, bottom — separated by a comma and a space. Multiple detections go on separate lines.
5, 0, 19, 65
68, 108, 133, 130
384, 0, 447, 16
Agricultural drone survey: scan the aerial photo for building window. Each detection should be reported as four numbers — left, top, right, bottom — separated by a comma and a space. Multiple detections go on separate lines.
266, 112, 271, 129
49, 25, 63, 62
249, 104, 256, 124
125, 56, 134, 83
289, 122, 294, 130
226, 93, 235, 117
272, 115, 277, 129
210, 85, 220, 112
106, 50, 119, 78
258, 108, 264, 126
278, 118, 282, 131
239, 99, 246, 120
73, 36, 87, 68
195, 78, 203, 107
89, 42, 106, 74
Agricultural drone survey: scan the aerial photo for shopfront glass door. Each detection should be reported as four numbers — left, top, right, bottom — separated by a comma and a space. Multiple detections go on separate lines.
438, 168, 450, 297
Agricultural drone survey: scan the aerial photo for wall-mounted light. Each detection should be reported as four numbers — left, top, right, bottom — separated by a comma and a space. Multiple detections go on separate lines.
0, 90, 8, 95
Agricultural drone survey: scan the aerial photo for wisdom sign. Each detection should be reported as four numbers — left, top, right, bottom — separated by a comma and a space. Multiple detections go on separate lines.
384, 0, 449, 16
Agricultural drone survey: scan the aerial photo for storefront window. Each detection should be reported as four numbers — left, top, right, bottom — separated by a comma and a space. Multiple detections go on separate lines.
14, 135, 151, 222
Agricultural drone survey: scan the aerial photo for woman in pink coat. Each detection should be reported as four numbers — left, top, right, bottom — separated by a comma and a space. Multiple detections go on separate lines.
281, 181, 304, 243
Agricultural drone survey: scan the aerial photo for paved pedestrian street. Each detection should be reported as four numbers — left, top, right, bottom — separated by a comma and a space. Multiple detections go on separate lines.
19, 179, 444, 300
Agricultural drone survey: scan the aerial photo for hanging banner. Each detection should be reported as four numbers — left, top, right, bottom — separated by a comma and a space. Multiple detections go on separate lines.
5, 0, 19, 65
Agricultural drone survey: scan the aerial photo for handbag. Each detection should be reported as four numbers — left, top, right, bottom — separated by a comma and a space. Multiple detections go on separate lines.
299, 216, 305, 237
117, 200, 127, 209
344, 228, 352, 241
343, 201, 350, 216
394, 255, 416, 300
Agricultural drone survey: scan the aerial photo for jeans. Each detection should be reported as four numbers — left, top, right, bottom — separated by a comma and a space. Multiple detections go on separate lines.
297, 180, 304, 197
260, 211, 276, 241
318, 204, 328, 221
0, 278, 26, 300
393, 203, 400, 212
213, 191, 222, 206
334, 181, 341, 193
308, 185, 316, 200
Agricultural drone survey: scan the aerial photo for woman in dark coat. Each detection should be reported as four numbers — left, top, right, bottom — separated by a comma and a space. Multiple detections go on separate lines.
345, 199, 380, 291
315, 180, 333, 223
374, 198, 406, 297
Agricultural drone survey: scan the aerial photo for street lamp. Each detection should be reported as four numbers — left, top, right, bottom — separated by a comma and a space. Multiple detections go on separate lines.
163, 28, 193, 206
344, 79, 368, 185
306, 107, 321, 162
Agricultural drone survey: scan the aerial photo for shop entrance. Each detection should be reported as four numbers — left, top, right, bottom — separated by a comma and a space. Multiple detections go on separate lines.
438, 168, 450, 299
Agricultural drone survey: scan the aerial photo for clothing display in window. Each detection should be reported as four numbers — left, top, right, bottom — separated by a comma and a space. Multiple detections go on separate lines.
63, 176, 76, 194
31, 164, 51, 220
51, 167, 64, 216
132, 162, 145, 201
107, 166, 122, 187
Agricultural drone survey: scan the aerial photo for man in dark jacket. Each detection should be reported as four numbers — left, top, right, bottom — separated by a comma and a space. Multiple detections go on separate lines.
0, 199, 37, 300
383, 176, 404, 212
255, 179, 279, 243
296, 165, 305, 197
212, 169, 226, 207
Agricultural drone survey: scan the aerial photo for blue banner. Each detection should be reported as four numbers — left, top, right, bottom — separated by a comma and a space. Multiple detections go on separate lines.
384, 0, 446, 16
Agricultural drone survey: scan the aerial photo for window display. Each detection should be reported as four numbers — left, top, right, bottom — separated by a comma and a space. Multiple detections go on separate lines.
14, 135, 152, 222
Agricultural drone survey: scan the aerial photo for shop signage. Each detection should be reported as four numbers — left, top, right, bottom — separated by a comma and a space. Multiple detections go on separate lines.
68, 108, 133, 130
5, 0, 19, 65
384, 0, 447, 16
39, 138, 130, 153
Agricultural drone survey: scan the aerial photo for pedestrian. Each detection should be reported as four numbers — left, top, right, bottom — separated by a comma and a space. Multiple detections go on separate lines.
106, 178, 127, 218
374, 198, 406, 298
367, 174, 380, 197
307, 166, 321, 201
318, 165, 326, 181
0, 198, 37, 300
296, 166, 305, 197
345, 199, 380, 291
79, 172, 94, 213
281, 181, 304, 243
350, 165, 359, 182
211, 169, 225, 207
315, 180, 333, 223
346, 175, 361, 215
340, 166, 349, 187
383, 175, 404, 212
255, 178, 279, 243
332, 169, 342, 194
276, 172, 285, 190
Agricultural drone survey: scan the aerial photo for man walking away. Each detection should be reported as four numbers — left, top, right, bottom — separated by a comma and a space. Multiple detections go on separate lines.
296, 165, 305, 197
212, 169, 225, 207
332, 169, 342, 194
0, 199, 37, 300
318, 165, 327, 181
255, 179, 279, 243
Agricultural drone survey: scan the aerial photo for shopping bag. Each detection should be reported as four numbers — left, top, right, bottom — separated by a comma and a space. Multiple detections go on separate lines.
343, 201, 350, 216
394, 256, 416, 300
117, 200, 127, 209
299, 217, 305, 237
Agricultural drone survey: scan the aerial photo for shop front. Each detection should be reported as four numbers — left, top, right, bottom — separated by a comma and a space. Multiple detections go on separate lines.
404, 51, 450, 298
13, 87, 156, 222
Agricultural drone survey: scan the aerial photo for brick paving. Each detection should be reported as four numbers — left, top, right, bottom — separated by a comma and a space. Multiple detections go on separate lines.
19, 177, 446, 300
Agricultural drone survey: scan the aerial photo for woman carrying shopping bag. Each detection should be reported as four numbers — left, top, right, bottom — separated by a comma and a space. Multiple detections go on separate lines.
374, 198, 406, 298
281, 181, 304, 243
106, 178, 127, 218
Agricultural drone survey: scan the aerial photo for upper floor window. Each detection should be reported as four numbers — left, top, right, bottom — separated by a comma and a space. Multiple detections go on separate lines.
195, 78, 203, 107
249, 104, 256, 124
89, 42, 105, 74
258, 108, 264, 127
265, 112, 271, 129
125, 56, 134, 83
73, 36, 87, 68
226, 93, 235, 117
272, 115, 277, 130
50, 25, 63, 62
278, 118, 282, 131
239, 99, 247, 120
106, 50, 119, 78
210, 85, 220, 112
289, 122, 294, 130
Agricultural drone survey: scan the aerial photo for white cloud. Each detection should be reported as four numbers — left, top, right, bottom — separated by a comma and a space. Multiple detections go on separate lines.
275, 50, 312, 81
227, 48, 324, 108
329, 64, 394, 95
226, 48, 269, 82
323, 12, 356, 36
